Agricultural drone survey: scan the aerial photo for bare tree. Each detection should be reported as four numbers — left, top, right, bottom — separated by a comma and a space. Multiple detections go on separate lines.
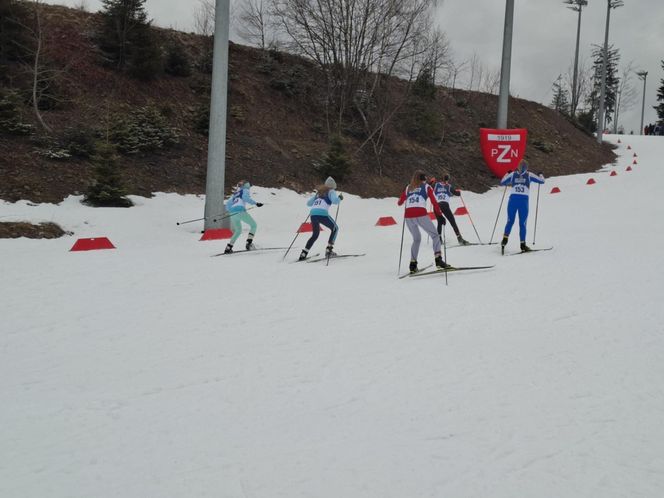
613, 61, 638, 133
443, 56, 468, 94
237, 0, 275, 50
11, 1, 52, 132
565, 57, 591, 116
467, 51, 481, 91
271, 0, 442, 173
480, 66, 501, 95
421, 27, 450, 86
193, 0, 215, 37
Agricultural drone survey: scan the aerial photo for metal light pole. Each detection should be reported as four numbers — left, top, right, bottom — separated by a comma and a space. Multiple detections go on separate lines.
637, 70, 648, 135
497, 0, 515, 129
596, 0, 623, 144
564, 0, 588, 118
203, 0, 231, 230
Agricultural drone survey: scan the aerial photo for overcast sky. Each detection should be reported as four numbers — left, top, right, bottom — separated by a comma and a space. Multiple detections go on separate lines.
47, 0, 663, 133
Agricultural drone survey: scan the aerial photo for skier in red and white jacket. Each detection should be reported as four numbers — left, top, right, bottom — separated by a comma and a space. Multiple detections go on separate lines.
398, 170, 450, 273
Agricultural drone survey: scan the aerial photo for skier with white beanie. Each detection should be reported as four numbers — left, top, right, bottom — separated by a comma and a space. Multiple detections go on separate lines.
299, 176, 343, 261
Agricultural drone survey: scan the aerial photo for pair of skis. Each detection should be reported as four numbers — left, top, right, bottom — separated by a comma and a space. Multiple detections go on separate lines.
503, 247, 553, 256
399, 264, 495, 279
211, 247, 287, 257
212, 247, 367, 264
299, 253, 366, 264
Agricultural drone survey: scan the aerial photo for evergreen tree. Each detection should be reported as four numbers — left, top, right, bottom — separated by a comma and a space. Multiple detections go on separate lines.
84, 142, 133, 207
412, 66, 437, 101
164, 40, 192, 77
314, 135, 351, 181
0, 0, 32, 65
576, 108, 596, 133
586, 44, 620, 129
656, 60, 664, 123
97, 0, 162, 79
551, 75, 570, 115
126, 25, 163, 81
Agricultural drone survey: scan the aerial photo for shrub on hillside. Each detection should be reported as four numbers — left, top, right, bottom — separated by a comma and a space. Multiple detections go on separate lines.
402, 100, 443, 143
193, 101, 210, 135
312, 135, 351, 181
0, 89, 33, 135
84, 142, 133, 207
109, 105, 179, 154
269, 65, 311, 97
164, 40, 192, 77
532, 139, 554, 154
62, 126, 98, 158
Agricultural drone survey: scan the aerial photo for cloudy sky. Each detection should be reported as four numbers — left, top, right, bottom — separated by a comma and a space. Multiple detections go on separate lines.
47, 0, 663, 133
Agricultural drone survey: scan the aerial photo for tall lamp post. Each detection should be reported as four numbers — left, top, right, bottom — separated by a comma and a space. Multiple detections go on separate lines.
564, 0, 588, 119
636, 71, 648, 135
497, 0, 515, 129
596, 0, 623, 144
203, 0, 231, 230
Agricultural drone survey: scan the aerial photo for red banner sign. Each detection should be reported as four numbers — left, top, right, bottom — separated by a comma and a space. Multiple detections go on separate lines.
480, 128, 528, 178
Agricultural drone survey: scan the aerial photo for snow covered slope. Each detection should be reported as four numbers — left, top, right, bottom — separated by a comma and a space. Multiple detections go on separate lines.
2, 136, 663, 498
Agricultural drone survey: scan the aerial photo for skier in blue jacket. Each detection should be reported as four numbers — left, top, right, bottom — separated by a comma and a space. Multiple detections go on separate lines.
500, 160, 544, 254
299, 177, 342, 261
223, 180, 263, 254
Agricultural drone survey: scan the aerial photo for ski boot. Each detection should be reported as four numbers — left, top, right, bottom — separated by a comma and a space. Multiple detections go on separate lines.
224, 243, 234, 254
298, 249, 309, 261
409, 260, 418, 274
520, 242, 532, 253
457, 235, 470, 246
245, 234, 255, 251
326, 244, 337, 258
500, 235, 508, 255
435, 255, 451, 270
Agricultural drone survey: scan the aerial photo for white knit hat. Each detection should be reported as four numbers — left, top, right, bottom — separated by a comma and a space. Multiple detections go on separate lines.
324, 177, 337, 189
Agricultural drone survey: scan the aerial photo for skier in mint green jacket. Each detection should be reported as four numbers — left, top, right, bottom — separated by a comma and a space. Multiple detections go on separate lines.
223, 181, 263, 254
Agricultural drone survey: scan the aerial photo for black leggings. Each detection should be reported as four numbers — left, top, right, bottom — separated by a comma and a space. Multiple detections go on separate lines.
436, 202, 461, 237
305, 215, 338, 250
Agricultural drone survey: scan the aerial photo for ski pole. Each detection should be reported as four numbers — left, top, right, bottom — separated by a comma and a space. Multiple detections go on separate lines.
397, 206, 407, 276
176, 206, 254, 226
443, 224, 448, 286
459, 194, 483, 244
326, 198, 341, 267
176, 212, 224, 226
488, 186, 508, 244
213, 206, 255, 223
282, 213, 310, 261
532, 183, 541, 246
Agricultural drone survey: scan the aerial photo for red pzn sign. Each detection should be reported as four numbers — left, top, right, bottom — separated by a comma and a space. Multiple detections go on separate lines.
479, 128, 528, 178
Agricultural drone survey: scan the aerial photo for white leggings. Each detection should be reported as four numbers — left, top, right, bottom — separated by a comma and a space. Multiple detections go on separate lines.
406, 216, 441, 260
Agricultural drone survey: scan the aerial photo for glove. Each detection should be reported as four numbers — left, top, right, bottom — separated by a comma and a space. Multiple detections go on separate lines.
256, 202, 264, 207
440, 217, 447, 225
338, 194, 344, 201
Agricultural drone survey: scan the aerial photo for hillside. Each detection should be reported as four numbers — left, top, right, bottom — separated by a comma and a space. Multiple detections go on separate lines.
0, 3, 616, 204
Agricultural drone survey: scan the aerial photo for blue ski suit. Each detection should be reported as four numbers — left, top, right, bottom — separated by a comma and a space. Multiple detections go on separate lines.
500, 170, 545, 242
